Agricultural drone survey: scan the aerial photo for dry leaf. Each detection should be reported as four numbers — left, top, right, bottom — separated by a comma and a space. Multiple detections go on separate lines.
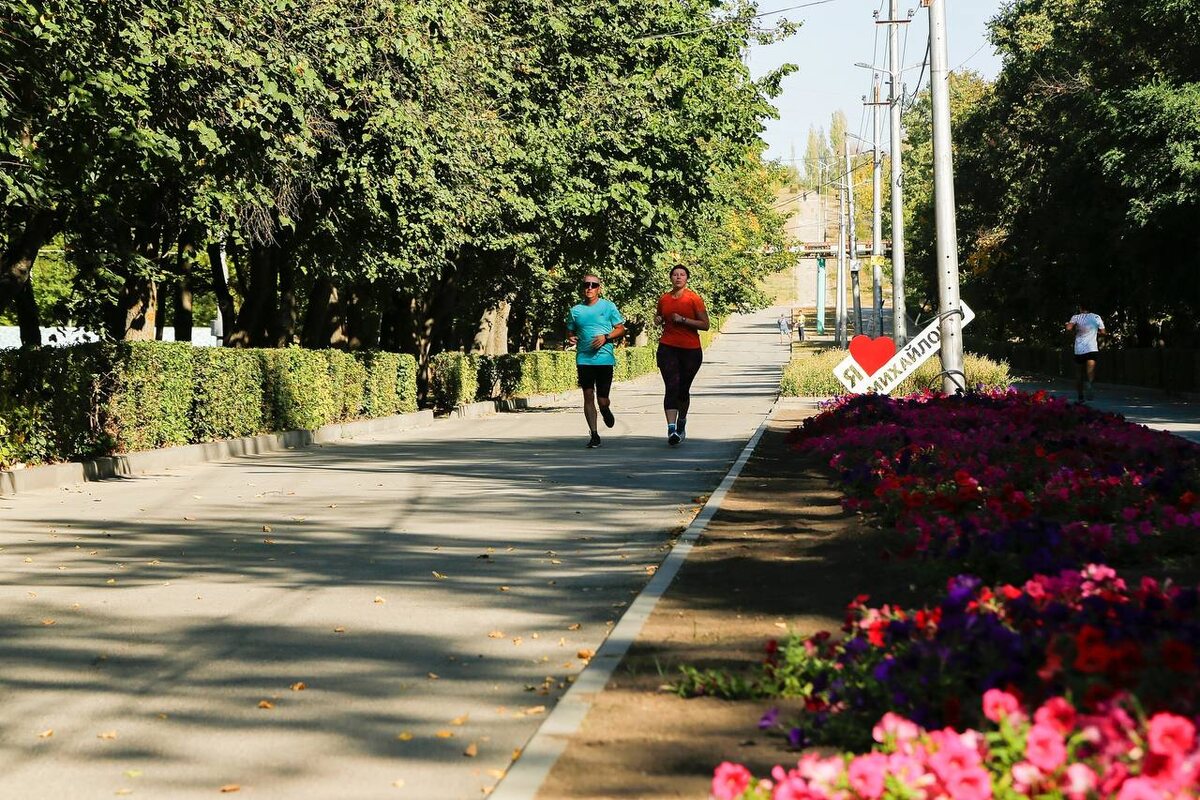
427, 672, 439, 680
486, 769, 506, 780
512, 747, 522, 761
498, 586, 509, 592
183, 516, 195, 521
41, 619, 55, 626
463, 742, 478, 757
219, 785, 241, 793
257, 700, 274, 710
333, 626, 346, 634
431, 571, 447, 580
290, 682, 306, 691
106, 578, 117, 585
124, 770, 143, 779
773, 622, 788, 630
450, 714, 469, 725
523, 705, 546, 716
374, 596, 385, 604
487, 630, 504, 639
98, 730, 118, 740
115, 789, 133, 796
263, 538, 275, 545
435, 730, 454, 739
511, 637, 522, 646
567, 623, 581, 631
396, 731, 414, 741
577, 648, 595, 661
37, 729, 53, 739
23, 557, 32, 563
550, 559, 562, 565
391, 779, 406, 789
262, 524, 272, 532
644, 565, 658, 575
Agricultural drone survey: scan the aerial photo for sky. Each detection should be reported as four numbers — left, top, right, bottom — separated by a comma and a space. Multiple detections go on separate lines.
748, 0, 1006, 164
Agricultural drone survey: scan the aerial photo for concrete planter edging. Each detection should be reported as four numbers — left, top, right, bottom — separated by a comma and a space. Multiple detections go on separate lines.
0, 409, 435, 498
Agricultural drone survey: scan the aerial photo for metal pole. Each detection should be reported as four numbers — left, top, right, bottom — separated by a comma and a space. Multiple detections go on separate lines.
816, 257, 827, 334
846, 141, 863, 335
836, 176, 847, 347
889, 0, 908, 345
871, 75, 884, 336
817, 161, 825, 242
928, 0, 965, 393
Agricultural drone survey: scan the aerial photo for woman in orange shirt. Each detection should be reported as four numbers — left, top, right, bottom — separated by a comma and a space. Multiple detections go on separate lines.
654, 265, 710, 446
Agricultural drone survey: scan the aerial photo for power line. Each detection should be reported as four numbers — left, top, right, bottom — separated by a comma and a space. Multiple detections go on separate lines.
636, 0, 846, 41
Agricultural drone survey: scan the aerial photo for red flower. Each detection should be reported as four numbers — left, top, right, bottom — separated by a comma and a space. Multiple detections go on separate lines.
1161, 640, 1195, 673
1147, 712, 1196, 758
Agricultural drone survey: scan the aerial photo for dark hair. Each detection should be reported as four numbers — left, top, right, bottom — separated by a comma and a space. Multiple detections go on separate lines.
670, 265, 690, 278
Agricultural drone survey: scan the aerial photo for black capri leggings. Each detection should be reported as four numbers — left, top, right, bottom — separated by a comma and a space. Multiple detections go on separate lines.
656, 343, 703, 411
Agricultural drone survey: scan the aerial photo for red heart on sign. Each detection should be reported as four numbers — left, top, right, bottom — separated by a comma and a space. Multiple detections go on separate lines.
849, 335, 897, 377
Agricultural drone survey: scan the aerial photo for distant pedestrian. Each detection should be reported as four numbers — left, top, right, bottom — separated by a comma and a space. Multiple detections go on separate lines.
567, 274, 626, 448
1066, 302, 1105, 402
655, 266, 709, 446
795, 311, 805, 342
777, 313, 792, 345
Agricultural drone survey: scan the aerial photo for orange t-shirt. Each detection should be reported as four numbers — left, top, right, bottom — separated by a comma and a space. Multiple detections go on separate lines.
657, 289, 707, 349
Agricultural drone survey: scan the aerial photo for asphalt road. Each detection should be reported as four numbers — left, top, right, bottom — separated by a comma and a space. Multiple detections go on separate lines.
0, 308, 790, 800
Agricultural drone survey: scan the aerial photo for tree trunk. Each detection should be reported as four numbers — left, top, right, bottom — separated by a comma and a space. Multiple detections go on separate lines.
272, 257, 297, 347
472, 300, 511, 356
207, 242, 236, 344
12, 279, 42, 347
155, 286, 168, 340
174, 248, 194, 342
302, 278, 339, 348
117, 277, 158, 341
228, 244, 277, 347
345, 284, 380, 350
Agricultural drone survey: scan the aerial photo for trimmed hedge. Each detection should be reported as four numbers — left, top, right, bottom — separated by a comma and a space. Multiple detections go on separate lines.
779, 349, 1012, 397
0, 342, 419, 468
429, 352, 479, 410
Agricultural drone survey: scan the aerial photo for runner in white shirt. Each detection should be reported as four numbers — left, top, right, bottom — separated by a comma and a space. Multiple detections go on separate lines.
1066, 303, 1106, 402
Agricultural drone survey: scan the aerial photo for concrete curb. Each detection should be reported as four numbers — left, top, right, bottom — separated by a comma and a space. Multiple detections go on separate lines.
489, 400, 780, 800
0, 409, 435, 498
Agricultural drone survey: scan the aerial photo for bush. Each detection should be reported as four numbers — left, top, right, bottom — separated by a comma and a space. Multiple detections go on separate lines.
105, 342, 196, 452
0, 343, 110, 463
327, 350, 367, 421
779, 349, 1011, 397
476, 354, 522, 400
429, 352, 479, 410
193, 348, 267, 441
260, 348, 339, 431
512, 351, 577, 397
358, 352, 402, 417
616, 346, 657, 382
395, 353, 418, 414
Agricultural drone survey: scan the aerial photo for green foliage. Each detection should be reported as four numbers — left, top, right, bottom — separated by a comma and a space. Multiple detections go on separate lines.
477, 354, 523, 400
326, 351, 367, 422
511, 351, 578, 397
106, 343, 196, 452
428, 352, 479, 410
395, 354, 418, 414
779, 350, 1011, 397
358, 352, 403, 418
192, 348, 267, 441
259, 349, 339, 432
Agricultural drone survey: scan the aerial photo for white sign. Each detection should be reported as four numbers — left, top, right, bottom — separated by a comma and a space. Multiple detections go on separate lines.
834, 302, 975, 395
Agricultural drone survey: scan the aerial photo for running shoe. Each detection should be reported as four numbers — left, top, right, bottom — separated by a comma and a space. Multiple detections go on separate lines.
600, 406, 615, 428
587, 431, 602, 448
676, 417, 687, 440
668, 431, 682, 446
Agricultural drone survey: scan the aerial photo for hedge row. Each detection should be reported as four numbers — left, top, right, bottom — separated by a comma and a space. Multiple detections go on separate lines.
0, 343, 417, 468
779, 349, 1012, 397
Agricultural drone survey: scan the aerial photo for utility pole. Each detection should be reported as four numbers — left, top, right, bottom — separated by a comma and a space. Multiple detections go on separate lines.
885, 0, 910, 344
836, 170, 848, 347
870, 75, 884, 336
927, 0, 965, 393
845, 140, 863, 335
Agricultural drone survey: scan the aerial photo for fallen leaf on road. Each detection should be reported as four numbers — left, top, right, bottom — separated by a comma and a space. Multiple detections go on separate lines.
773, 622, 788, 630
486, 769, 506, 779
183, 516, 195, 521
435, 730, 454, 739
42, 619, 55, 626
23, 557, 32, 563
512, 637, 522, 646
487, 630, 504, 639
463, 742, 478, 757
374, 596, 385, 604
263, 538, 275, 545
333, 626, 346, 634
550, 559, 562, 565
577, 648, 595, 661
567, 623, 581, 631
114, 789, 132, 796
391, 779, 405, 789
257, 700, 274, 710
432, 571, 447, 580
106, 578, 117, 585
427, 672, 439, 680
290, 682, 306, 691
219, 785, 240, 793
523, 705, 546, 716
396, 732, 414, 741
512, 747, 522, 761
451, 714, 469, 725
124, 770, 143, 778
98, 730, 118, 740
644, 565, 658, 575
262, 525, 271, 533
37, 729, 53, 739
498, 586, 509, 592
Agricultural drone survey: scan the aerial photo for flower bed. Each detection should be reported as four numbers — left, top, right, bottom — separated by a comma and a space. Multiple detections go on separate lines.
791, 391, 1200, 578
713, 694, 1200, 799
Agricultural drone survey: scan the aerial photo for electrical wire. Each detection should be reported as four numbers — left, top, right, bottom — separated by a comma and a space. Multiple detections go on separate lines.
637, 0, 847, 41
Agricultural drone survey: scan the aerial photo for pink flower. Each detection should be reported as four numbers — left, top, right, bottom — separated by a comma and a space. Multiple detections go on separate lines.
847, 753, 888, 799
928, 737, 982, 784
943, 766, 993, 800
1116, 777, 1165, 800
1025, 724, 1067, 773
794, 754, 843, 788
772, 774, 820, 800
982, 688, 1022, 723
872, 712, 920, 744
1011, 760, 1042, 792
1147, 713, 1195, 758
1034, 697, 1077, 735
1062, 763, 1097, 800
712, 761, 752, 800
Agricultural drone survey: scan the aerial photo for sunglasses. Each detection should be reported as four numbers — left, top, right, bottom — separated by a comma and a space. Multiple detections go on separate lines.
581, 281, 601, 289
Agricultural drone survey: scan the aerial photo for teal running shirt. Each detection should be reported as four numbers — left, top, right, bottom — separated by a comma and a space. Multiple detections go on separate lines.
567, 299, 624, 366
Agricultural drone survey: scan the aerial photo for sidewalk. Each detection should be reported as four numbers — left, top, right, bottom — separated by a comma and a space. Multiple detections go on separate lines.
0, 308, 790, 800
